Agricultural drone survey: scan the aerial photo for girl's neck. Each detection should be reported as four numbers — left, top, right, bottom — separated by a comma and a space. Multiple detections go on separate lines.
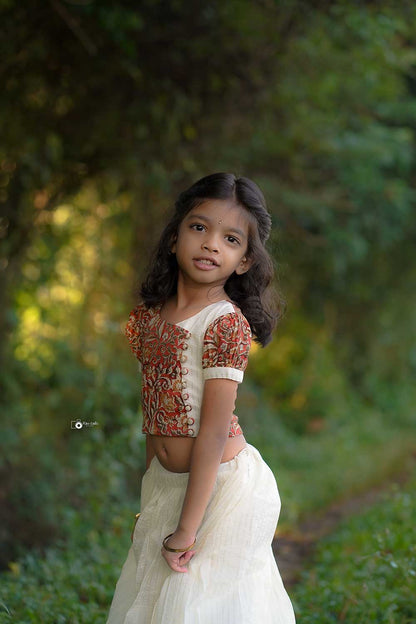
169, 284, 228, 314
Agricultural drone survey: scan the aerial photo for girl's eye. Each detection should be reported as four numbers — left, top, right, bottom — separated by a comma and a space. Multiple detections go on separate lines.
227, 235, 240, 245
190, 223, 205, 232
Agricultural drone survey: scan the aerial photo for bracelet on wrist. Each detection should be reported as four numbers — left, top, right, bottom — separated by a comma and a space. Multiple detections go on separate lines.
162, 533, 196, 553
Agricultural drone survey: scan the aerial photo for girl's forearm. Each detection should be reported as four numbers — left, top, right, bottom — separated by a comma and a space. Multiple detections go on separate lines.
167, 378, 238, 548
176, 433, 227, 539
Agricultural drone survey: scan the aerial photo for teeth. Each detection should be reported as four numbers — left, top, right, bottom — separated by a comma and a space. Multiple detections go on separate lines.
197, 259, 214, 265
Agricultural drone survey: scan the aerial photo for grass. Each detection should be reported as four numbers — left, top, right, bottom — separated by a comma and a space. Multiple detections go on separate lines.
2, 476, 415, 623
292, 475, 416, 623
0, 503, 134, 624
1, 382, 415, 622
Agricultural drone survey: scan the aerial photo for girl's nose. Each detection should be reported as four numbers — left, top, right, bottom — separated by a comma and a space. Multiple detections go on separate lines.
202, 239, 219, 253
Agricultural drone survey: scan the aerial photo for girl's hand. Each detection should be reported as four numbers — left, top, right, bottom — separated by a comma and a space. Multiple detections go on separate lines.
161, 530, 196, 573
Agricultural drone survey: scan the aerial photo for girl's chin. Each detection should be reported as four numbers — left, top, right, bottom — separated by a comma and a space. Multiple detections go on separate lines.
178, 269, 225, 287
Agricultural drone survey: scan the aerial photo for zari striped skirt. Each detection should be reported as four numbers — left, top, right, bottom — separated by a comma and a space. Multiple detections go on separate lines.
106, 444, 296, 624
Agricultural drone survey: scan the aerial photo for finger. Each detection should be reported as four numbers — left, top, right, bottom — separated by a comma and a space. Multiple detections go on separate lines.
163, 555, 188, 573
173, 550, 196, 571
164, 553, 191, 573
170, 562, 189, 573
180, 550, 195, 564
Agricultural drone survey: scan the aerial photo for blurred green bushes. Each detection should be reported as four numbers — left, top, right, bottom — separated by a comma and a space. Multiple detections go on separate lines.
0, 386, 414, 622
0, 337, 147, 569
237, 379, 416, 526
1, 4, 416, 610
0, 500, 134, 623
248, 314, 349, 434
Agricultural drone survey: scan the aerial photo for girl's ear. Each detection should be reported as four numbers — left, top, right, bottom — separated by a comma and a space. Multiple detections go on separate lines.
235, 256, 253, 275
170, 236, 177, 254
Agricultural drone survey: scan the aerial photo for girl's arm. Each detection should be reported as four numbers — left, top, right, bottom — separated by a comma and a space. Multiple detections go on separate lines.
161, 377, 238, 572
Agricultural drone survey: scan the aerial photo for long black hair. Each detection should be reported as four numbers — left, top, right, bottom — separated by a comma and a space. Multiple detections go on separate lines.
140, 172, 283, 346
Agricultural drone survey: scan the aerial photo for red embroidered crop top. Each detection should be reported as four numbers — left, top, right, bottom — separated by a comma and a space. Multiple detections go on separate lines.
124, 300, 252, 437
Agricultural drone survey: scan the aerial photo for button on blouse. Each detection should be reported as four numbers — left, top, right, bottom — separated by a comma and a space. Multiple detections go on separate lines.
124, 300, 251, 437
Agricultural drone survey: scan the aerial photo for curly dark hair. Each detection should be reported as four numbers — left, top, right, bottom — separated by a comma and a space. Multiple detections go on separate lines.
139, 172, 283, 346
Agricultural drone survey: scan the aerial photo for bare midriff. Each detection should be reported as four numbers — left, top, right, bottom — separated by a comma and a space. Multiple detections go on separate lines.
149, 432, 247, 473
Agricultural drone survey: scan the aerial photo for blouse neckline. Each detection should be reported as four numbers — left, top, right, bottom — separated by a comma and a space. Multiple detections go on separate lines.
155, 299, 234, 327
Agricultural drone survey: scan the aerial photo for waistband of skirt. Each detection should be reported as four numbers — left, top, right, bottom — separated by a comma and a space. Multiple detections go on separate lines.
150, 444, 255, 484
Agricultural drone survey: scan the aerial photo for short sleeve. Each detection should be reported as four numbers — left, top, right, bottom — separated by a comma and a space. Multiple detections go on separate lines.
202, 312, 252, 383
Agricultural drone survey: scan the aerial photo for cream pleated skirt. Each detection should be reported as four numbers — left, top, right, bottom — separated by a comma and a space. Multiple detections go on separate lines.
106, 444, 296, 624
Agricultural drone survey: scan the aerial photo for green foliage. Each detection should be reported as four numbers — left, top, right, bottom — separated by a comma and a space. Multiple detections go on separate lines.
0, 183, 148, 566
293, 476, 416, 623
1, 4, 416, 612
237, 379, 416, 526
0, 388, 414, 622
0, 502, 134, 623
248, 314, 349, 434
0, 338, 146, 567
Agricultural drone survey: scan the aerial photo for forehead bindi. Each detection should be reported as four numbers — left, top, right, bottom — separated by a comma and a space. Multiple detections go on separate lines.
186, 201, 250, 238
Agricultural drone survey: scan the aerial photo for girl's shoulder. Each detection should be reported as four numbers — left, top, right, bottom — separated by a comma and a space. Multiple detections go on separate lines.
168, 299, 248, 331
125, 299, 251, 340
125, 301, 151, 329
201, 301, 252, 372
200, 300, 252, 340
127, 301, 149, 319
124, 301, 154, 343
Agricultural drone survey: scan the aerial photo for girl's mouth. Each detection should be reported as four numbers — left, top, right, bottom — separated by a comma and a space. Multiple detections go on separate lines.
193, 257, 219, 270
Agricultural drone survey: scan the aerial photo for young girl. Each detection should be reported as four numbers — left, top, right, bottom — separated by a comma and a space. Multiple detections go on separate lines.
106, 173, 296, 624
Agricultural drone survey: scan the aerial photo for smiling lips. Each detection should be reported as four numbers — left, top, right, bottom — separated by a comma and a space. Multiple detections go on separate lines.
193, 257, 219, 269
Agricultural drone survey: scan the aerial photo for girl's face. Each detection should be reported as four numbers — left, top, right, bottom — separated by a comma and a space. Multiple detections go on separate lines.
171, 199, 252, 291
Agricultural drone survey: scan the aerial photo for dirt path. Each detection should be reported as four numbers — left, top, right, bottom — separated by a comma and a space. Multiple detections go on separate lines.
272, 456, 415, 588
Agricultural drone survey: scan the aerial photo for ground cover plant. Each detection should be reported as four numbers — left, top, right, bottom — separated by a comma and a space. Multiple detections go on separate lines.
0, 502, 134, 624
0, 387, 414, 622
292, 475, 416, 623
